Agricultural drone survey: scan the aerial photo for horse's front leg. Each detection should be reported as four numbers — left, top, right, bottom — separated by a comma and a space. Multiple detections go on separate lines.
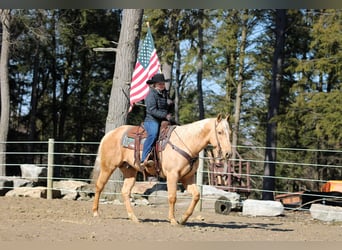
166, 174, 179, 225
179, 181, 200, 225
121, 167, 139, 223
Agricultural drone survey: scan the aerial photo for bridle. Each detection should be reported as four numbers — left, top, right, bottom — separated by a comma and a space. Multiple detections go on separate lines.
213, 119, 231, 161
214, 120, 223, 160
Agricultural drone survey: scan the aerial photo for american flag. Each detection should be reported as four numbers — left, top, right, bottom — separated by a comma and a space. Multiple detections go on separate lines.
129, 27, 160, 111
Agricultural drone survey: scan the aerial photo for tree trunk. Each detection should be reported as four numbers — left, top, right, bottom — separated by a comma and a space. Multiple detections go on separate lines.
105, 9, 143, 132
0, 9, 10, 177
27, 44, 40, 162
231, 10, 248, 161
162, 9, 180, 100
197, 9, 205, 120
174, 43, 181, 123
104, 9, 143, 200
262, 10, 287, 200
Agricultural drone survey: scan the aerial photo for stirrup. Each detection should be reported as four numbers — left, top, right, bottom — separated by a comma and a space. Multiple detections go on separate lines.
140, 160, 154, 170
144, 160, 155, 168
139, 162, 145, 172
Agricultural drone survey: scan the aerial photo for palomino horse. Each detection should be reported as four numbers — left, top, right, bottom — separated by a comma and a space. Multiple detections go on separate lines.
92, 114, 232, 225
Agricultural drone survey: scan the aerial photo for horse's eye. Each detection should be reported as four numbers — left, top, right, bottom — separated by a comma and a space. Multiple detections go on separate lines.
218, 131, 222, 135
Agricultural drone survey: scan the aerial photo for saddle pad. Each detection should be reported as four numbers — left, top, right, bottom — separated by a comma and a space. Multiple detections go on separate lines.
122, 133, 145, 150
126, 125, 147, 138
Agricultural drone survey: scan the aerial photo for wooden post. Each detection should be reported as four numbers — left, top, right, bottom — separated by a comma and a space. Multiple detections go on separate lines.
195, 150, 204, 212
47, 138, 54, 199
227, 160, 232, 191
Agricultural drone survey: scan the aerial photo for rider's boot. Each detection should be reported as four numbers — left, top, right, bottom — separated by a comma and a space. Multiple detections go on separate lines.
140, 159, 155, 170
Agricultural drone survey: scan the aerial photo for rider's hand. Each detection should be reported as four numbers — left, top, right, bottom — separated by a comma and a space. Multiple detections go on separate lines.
167, 99, 174, 105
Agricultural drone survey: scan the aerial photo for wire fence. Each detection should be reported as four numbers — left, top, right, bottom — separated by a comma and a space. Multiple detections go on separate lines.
1, 139, 342, 211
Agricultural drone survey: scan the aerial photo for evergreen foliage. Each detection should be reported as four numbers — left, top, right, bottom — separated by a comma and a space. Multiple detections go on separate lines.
1, 9, 341, 185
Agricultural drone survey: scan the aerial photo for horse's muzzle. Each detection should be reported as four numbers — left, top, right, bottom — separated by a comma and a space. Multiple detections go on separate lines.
214, 153, 231, 167
225, 152, 232, 159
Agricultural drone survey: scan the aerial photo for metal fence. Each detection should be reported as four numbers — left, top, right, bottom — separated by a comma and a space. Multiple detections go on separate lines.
1, 139, 342, 211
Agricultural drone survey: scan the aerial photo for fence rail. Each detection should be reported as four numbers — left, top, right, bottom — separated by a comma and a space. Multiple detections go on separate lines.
1, 139, 341, 211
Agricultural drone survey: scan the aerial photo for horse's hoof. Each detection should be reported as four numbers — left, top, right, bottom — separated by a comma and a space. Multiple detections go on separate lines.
179, 219, 187, 225
130, 216, 141, 223
93, 211, 99, 217
128, 214, 140, 223
179, 217, 187, 225
169, 219, 179, 226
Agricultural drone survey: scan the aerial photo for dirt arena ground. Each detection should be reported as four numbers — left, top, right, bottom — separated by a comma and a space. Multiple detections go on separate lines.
0, 196, 341, 242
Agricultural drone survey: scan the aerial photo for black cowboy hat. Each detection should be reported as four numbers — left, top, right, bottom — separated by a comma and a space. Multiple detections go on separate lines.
146, 73, 170, 84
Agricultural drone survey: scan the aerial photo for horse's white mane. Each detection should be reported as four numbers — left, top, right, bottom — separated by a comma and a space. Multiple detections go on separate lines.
175, 118, 213, 138
181, 118, 212, 129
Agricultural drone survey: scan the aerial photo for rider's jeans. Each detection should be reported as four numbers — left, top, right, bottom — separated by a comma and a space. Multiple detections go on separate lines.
141, 120, 159, 162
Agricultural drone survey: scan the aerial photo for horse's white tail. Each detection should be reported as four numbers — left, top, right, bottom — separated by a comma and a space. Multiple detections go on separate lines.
90, 150, 101, 185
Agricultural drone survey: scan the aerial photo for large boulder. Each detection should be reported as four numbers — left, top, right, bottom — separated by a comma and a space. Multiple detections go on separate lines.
12, 178, 34, 188
310, 203, 342, 222
132, 181, 167, 197
5, 186, 61, 199
147, 190, 192, 206
0, 178, 13, 196
20, 164, 47, 183
76, 183, 94, 200
242, 199, 284, 216
53, 180, 93, 200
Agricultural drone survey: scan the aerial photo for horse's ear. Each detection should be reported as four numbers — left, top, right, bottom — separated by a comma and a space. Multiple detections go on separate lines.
216, 113, 222, 122
225, 114, 230, 122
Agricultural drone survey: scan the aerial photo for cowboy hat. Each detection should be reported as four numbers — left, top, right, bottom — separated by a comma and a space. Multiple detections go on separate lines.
146, 73, 170, 84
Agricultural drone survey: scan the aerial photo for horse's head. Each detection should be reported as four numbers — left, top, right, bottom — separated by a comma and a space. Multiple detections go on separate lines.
209, 114, 232, 165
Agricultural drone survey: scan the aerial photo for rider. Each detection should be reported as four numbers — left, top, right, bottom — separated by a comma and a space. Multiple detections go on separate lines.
140, 73, 173, 170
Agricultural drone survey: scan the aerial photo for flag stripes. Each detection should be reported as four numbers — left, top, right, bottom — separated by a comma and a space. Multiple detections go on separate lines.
129, 27, 160, 111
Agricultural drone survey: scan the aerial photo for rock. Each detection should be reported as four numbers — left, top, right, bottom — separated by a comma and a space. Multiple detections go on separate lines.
132, 181, 159, 194
53, 180, 87, 195
132, 181, 168, 196
62, 192, 79, 200
242, 199, 284, 217
147, 190, 193, 207
53, 180, 92, 200
147, 190, 168, 204
0, 178, 13, 196
20, 164, 47, 183
11, 178, 34, 188
310, 203, 342, 222
77, 183, 95, 200
130, 197, 150, 206
5, 186, 61, 199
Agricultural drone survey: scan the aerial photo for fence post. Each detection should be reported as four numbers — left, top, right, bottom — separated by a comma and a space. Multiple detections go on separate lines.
195, 150, 204, 212
47, 138, 54, 199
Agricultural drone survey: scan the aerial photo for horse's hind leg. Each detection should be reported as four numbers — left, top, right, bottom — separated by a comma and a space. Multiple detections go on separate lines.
92, 168, 113, 217
120, 167, 139, 223
179, 180, 200, 225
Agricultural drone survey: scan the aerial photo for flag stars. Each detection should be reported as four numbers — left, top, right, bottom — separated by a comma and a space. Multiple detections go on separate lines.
138, 32, 155, 69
